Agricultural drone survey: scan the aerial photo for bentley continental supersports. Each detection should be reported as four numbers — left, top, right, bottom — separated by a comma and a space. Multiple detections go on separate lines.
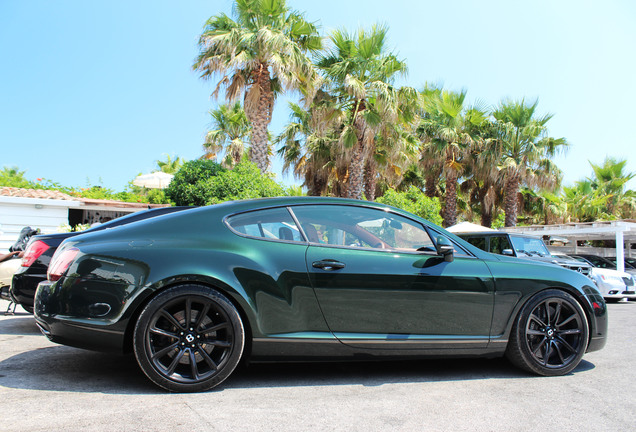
34, 197, 607, 392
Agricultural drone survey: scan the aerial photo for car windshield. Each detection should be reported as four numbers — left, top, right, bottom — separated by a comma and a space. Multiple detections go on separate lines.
509, 235, 551, 257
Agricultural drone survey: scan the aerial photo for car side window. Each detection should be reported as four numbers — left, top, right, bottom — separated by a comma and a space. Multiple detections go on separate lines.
226, 208, 304, 242
490, 236, 512, 255
290, 205, 434, 252
465, 236, 486, 251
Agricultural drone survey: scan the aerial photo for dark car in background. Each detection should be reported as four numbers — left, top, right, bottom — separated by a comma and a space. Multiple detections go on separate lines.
10, 206, 192, 312
34, 197, 607, 392
574, 254, 636, 276
456, 232, 593, 276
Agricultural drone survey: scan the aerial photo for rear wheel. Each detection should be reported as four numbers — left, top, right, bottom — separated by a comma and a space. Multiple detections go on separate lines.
133, 285, 244, 392
506, 289, 588, 376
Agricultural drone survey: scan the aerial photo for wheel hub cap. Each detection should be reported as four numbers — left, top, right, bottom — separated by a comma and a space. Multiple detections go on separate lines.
185, 334, 195, 343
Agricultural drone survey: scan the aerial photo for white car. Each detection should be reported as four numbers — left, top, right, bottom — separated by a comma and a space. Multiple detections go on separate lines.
588, 267, 636, 301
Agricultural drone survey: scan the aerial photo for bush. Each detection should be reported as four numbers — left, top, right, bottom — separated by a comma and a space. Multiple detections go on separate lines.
376, 186, 443, 226
165, 160, 287, 206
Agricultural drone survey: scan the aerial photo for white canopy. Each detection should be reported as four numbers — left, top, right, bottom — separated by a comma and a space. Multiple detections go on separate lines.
446, 222, 496, 233
132, 172, 174, 189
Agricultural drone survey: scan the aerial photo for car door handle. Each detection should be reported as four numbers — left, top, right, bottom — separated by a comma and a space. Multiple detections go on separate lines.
312, 260, 346, 271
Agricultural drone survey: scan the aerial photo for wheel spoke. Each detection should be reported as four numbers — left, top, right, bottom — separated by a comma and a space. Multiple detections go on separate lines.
189, 350, 199, 380
532, 337, 547, 356
199, 348, 218, 371
151, 342, 179, 360
150, 326, 179, 339
195, 303, 211, 330
185, 298, 192, 327
544, 301, 551, 325
201, 322, 229, 335
527, 329, 545, 336
558, 329, 581, 336
543, 341, 552, 366
553, 302, 562, 327
555, 336, 577, 355
556, 314, 576, 328
166, 349, 186, 375
207, 340, 231, 348
529, 313, 547, 328
160, 310, 184, 330
553, 341, 565, 365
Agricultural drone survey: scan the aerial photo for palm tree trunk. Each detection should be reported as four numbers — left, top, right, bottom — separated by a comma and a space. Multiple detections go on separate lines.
479, 184, 494, 227
364, 158, 377, 201
442, 169, 458, 227
248, 65, 273, 173
424, 167, 441, 198
347, 140, 365, 200
504, 173, 521, 227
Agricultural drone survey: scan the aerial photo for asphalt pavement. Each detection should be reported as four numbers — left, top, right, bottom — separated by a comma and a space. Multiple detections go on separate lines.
1, 298, 634, 432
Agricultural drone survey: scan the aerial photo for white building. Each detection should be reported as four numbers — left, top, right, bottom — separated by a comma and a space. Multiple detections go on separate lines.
0, 187, 169, 252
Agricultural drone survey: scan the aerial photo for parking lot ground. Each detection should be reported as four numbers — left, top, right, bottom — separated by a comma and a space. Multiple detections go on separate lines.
1, 298, 635, 432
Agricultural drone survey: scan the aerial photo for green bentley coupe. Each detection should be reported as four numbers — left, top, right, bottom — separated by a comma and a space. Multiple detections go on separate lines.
34, 197, 607, 392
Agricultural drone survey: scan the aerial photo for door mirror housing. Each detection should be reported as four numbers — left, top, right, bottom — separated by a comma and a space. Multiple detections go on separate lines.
502, 249, 514, 256
435, 236, 455, 262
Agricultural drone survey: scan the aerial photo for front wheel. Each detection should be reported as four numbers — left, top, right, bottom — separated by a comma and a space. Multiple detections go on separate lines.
506, 289, 589, 376
133, 285, 244, 392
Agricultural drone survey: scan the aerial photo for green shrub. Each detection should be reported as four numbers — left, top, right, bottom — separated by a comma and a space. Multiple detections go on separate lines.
165, 160, 287, 206
376, 186, 443, 226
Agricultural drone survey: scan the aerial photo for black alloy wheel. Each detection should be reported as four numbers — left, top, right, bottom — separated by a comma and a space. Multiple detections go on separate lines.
506, 289, 589, 376
133, 285, 244, 392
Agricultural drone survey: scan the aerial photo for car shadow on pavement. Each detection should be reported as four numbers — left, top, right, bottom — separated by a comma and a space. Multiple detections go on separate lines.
0, 345, 596, 395
0, 315, 42, 336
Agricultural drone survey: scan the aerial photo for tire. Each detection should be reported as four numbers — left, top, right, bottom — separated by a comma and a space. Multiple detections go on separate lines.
506, 289, 589, 376
133, 285, 244, 392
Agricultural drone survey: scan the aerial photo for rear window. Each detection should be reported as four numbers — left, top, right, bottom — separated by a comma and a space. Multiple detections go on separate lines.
226, 208, 304, 242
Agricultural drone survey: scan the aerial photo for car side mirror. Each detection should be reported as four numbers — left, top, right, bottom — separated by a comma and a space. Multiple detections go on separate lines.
435, 236, 454, 262
502, 249, 514, 256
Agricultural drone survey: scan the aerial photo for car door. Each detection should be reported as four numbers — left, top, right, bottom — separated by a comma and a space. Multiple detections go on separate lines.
291, 204, 495, 350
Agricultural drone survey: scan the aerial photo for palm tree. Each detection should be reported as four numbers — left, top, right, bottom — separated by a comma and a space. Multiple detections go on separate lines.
276, 98, 341, 196
194, 0, 322, 172
155, 155, 183, 174
419, 88, 488, 227
204, 103, 251, 167
316, 25, 412, 199
589, 157, 635, 217
491, 99, 568, 227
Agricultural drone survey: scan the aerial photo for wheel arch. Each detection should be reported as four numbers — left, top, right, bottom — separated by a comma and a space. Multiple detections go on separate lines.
501, 285, 597, 348
122, 275, 256, 361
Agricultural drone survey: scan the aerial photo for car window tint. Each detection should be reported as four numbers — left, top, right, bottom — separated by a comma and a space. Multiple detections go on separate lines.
291, 205, 434, 252
465, 236, 486, 251
226, 208, 304, 242
490, 236, 512, 255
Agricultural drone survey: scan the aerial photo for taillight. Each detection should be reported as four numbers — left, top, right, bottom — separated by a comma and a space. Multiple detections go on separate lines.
47, 247, 79, 281
21, 240, 51, 267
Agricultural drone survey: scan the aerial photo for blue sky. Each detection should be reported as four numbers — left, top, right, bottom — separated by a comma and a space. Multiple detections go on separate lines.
1, 0, 634, 191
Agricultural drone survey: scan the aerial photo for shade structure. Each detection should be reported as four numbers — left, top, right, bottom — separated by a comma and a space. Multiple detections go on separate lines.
446, 222, 496, 233
132, 172, 174, 189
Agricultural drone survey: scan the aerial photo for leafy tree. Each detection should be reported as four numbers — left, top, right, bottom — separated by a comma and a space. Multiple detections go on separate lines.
165, 159, 226, 206
491, 99, 567, 227
165, 160, 286, 206
194, 0, 322, 172
376, 186, 443, 226
204, 103, 251, 167
0, 166, 38, 189
316, 24, 414, 200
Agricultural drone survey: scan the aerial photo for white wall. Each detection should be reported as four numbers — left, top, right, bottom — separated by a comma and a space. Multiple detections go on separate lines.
0, 196, 80, 252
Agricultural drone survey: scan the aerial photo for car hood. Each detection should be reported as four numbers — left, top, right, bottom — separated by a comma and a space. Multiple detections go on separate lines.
590, 267, 634, 279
